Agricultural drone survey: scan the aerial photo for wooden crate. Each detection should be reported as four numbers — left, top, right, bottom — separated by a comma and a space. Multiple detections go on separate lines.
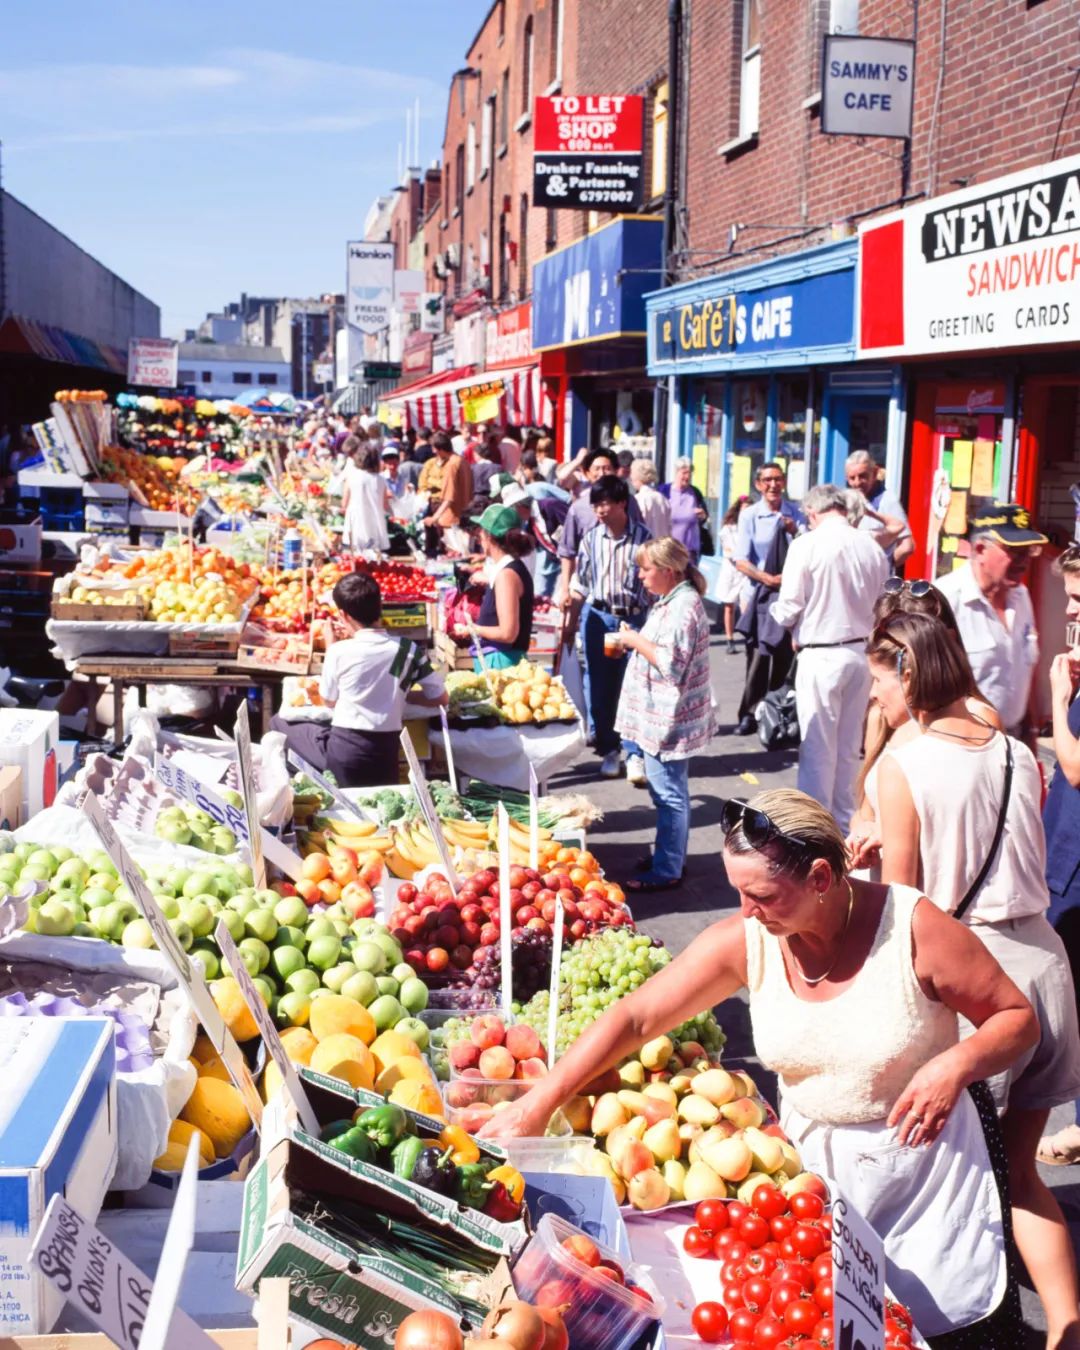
235, 642, 312, 675
169, 629, 243, 658
433, 629, 474, 671
50, 598, 146, 621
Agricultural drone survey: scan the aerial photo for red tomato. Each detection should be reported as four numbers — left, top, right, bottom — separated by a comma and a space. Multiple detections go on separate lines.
790, 1192, 826, 1222
727, 1201, 749, 1227
752, 1184, 789, 1220
723, 1280, 746, 1310
695, 1199, 729, 1234
770, 1213, 796, 1241
813, 1316, 835, 1346
814, 1278, 833, 1314
782, 1261, 817, 1294
721, 1259, 745, 1285
779, 1237, 798, 1260
714, 1228, 738, 1253
819, 1214, 833, 1235
752, 1315, 787, 1347
811, 1253, 832, 1285
784, 1299, 820, 1336
730, 1308, 760, 1341
885, 1317, 913, 1346
683, 1226, 715, 1259
887, 1302, 913, 1330
792, 1224, 827, 1261
742, 1276, 772, 1313
739, 1213, 771, 1249
725, 1239, 751, 1266
744, 1249, 778, 1278
770, 1279, 805, 1315
691, 1301, 729, 1343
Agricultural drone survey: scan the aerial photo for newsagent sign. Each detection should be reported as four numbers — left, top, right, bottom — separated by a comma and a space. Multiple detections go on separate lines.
858, 151, 1080, 358
533, 94, 644, 211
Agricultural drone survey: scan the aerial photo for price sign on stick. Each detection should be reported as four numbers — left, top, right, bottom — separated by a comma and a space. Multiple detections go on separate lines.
215, 920, 320, 1135
832, 1191, 885, 1350
399, 728, 459, 890
498, 804, 513, 1020
140, 1139, 212, 1350
546, 899, 564, 1069
81, 795, 263, 1125
439, 707, 458, 790
235, 701, 267, 889
528, 763, 540, 872
287, 748, 367, 821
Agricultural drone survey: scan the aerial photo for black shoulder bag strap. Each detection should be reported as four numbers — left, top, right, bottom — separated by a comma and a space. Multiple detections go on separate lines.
953, 737, 1015, 923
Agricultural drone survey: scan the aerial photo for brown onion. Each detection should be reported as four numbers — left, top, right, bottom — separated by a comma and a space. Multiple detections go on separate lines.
394, 1309, 464, 1350
480, 1300, 546, 1350
536, 1306, 570, 1350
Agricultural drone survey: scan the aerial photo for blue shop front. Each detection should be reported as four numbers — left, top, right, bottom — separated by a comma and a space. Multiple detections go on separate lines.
645, 239, 903, 566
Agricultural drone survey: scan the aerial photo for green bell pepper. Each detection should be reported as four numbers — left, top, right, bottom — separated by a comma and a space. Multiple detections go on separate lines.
390, 1135, 428, 1181
454, 1160, 494, 1209
332, 1126, 377, 1165
355, 1103, 410, 1151
320, 1118, 357, 1144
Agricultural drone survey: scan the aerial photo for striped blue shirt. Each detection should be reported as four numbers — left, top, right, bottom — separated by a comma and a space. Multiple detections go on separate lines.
571, 519, 652, 612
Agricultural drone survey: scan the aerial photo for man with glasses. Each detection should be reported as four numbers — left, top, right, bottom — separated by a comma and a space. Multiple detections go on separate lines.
731, 461, 804, 735
771, 483, 889, 830
936, 504, 1047, 744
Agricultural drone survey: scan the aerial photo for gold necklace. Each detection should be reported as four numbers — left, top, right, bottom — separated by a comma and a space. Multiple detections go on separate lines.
788, 880, 856, 987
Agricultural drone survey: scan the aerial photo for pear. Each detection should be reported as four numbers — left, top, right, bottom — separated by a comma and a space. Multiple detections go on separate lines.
743, 1125, 785, 1174
642, 1118, 682, 1164
778, 1140, 803, 1178
591, 1092, 629, 1137
627, 1167, 670, 1210
691, 1067, 739, 1107
737, 1171, 779, 1204
606, 1118, 647, 1161
616, 1089, 650, 1116
720, 1096, 766, 1129
700, 1135, 753, 1183
618, 1060, 646, 1088
682, 1159, 727, 1203
662, 1158, 687, 1202
639, 1034, 675, 1071
642, 1082, 678, 1108
678, 1094, 720, 1127
669, 1071, 698, 1094
584, 1149, 626, 1204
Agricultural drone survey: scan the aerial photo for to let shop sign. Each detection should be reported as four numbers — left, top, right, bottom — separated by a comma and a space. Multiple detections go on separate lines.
533, 95, 643, 211
128, 338, 178, 388
858, 151, 1080, 357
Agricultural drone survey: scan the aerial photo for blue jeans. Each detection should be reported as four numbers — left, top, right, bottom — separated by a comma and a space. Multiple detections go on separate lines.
643, 753, 690, 882
581, 603, 642, 758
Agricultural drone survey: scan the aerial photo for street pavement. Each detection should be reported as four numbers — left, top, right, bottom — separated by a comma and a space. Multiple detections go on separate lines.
549, 626, 1080, 1344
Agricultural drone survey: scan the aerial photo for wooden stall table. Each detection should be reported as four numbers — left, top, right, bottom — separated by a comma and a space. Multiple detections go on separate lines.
73, 657, 284, 746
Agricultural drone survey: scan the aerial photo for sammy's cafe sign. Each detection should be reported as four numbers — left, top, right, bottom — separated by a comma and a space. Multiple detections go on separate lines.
859, 151, 1080, 357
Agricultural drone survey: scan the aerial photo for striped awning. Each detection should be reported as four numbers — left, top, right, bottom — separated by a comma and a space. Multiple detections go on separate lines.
0, 314, 126, 373
385, 362, 554, 432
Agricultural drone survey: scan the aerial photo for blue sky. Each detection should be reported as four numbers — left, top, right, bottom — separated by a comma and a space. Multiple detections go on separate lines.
0, 1, 490, 337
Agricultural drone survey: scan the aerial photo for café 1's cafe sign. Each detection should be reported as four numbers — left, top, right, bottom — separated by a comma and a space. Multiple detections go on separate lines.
652, 267, 854, 366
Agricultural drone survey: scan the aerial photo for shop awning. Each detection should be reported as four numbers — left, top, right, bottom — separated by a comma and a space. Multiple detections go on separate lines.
0, 314, 126, 374
383, 362, 554, 431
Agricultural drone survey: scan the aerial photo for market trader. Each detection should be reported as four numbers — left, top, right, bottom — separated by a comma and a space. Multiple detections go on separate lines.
770, 484, 889, 830
732, 461, 803, 735
270, 572, 447, 787
565, 475, 652, 780
935, 503, 1046, 743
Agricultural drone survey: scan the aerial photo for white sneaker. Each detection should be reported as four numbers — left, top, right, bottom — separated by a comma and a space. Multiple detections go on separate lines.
626, 754, 646, 787
600, 751, 622, 778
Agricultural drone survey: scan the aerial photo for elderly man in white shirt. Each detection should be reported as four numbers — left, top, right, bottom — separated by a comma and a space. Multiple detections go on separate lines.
772, 483, 891, 829
845, 450, 914, 568
629, 457, 672, 539
936, 503, 1047, 741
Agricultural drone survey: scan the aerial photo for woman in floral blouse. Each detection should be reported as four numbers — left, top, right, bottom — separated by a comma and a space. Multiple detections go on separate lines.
612, 537, 716, 892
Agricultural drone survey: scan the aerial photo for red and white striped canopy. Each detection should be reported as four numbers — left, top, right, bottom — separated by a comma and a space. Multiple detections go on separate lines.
386, 363, 554, 432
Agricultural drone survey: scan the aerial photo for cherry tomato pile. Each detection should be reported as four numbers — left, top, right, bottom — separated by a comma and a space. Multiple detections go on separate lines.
685, 1187, 915, 1347
351, 558, 436, 602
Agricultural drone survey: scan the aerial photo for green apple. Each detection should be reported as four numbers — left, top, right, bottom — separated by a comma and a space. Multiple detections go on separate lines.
275, 991, 311, 1028
218, 909, 245, 942
121, 918, 156, 950
55, 858, 89, 886
114, 885, 134, 905
226, 893, 259, 918
370, 932, 403, 968
222, 788, 244, 810
351, 941, 386, 975
86, 872, 119, 894
82, 885, 118, 909
368, 994, 405, 1032
321, 962, 358, 993
274, 924, 306, 950
252, 889, 280, 909
341, 971, 379, 1006
307, 935, 341, 971
27, 850, 59, 877
50, 845, 73, 863
392, 962, 417, 985
244, 909, 278, 944
36, 897, 77, 936
238, 936, 270, 973
187, 808, 214, 830
12, 843, 34, 864
156, 820, 192, 846
251, 976, 275, 1006
72, 921, 97, 938
19, 865, 52, 884
350, 918, 381, 939
181, 899, 216, 939
168, 917, 194, 951
154, 893, 180, 920
210, 826, 236, 855
375, 975, 400, 999
285, 968, 321, 998
85, 850, 118, 877
304, 916, 337, 944
270, 945, 307, 982
182, 872, 216, 900
274, 896, 309, 929
101, 899, 138, 940
191, 943, 221, 980
234, 861, 253, 886
395, 1017, 430, 1052
399, 977, 429, 1014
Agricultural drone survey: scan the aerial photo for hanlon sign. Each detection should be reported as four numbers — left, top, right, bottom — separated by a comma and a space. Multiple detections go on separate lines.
533, 95, 644, 212
859, 151, 1080, 357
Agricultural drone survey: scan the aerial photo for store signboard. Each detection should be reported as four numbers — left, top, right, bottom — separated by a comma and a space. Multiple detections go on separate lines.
532, 217, 663, 351
821, 36, 915, 140
346, 240, 395, 335
453, 309, 487, 368
651, 268, 854, 367
420, 292, 446, 334
533, 95, 644, 211
858, 151, 1080, 357
394, 268, 425, 315
832, 1192, 885, 1350
486, 301, 533, 369
313, 361, 334, 384
402, 330, 434, 376
127, 337, 178, 388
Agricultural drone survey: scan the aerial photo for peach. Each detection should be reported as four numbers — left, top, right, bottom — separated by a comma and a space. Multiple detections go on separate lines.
445, 1080, 480, 1108
478, 1046, 515, 1080
505, 1024, 542, 1062
470, 1014, 506, 1049
449, 1041, 482, 1072
515, 1057, 548, 1080
295, 878, 320, 905
561, 1234, 600, 1267
301, 853, 331, 883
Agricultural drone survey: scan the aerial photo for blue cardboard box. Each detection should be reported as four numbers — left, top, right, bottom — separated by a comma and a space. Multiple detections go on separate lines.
0, 1018, 117, 1334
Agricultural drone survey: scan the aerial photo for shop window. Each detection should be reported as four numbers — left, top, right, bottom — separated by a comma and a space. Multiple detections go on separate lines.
233, 372, 253, 385
518, 193, 530, 297
257, 373, 279, 385
650, 81, 669, 203
929, 384, 1006, 580
177, 369, 195, 382
201, 371, 212, 382
807, 0, 859, 98
481, 97, 493, 174
466, 123, 477, 191
455, 144, 465, 211
732, 378, 769, 488
545, 208, 557, 252
498, 214, 509, 302
521, 18, 534, 119
739, 0, 762, 140
776, 376, 812, 499
693, 381, 729, 527
548, 0, 564, 87
501, 71, 510, 145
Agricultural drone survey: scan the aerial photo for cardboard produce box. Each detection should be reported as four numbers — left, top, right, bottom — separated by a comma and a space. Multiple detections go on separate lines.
0, 520, 42, 565
0, 765, 21, 830
0, 710, 59, 819
0, 1019, 117, 1336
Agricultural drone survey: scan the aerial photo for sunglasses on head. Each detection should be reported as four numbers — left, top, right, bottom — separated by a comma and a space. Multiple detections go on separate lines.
881, 577, 932, 598
720, 799, 812, 857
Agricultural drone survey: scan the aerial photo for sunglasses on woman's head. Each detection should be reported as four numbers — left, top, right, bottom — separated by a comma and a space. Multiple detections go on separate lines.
881, 577, 932, 598
720, 799, 811, 857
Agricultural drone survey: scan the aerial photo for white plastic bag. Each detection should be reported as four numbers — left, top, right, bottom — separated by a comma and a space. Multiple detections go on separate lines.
558, 641, 587, 721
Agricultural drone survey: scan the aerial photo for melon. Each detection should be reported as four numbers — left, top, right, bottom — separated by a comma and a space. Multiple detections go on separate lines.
180, 1078, 251, 1159
309, 1033, 375, 1090
210, 977, 259, 1042
309, 993, 376, 1046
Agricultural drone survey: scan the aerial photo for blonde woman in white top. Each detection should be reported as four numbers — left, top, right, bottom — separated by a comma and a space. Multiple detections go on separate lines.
480, 787, 1035, 1344
869, 611, 1080, 1350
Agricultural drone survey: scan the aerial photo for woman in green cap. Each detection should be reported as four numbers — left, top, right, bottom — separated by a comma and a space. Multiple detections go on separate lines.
470, 502, 536, 670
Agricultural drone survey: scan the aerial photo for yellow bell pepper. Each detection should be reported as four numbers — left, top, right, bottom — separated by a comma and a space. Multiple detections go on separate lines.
438, 1124, 480, 1166
486, 1163, 525, 1205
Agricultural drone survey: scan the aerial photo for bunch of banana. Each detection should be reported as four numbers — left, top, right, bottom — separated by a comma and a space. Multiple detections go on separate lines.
485, 814, 554, 846
386, 820, 443, 879
439, 817, 490, 851
297, 815, 395, 858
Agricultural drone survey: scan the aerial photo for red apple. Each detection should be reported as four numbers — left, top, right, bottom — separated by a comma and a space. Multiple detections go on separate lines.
426, 947, 449, 973
397, 883, 418, 905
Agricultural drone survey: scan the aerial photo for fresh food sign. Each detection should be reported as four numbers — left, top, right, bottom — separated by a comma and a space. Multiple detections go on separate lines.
346, 241, 394, 335
533, 94, 644, 211
822, 36, 914, 139
859, 151, 1080, 357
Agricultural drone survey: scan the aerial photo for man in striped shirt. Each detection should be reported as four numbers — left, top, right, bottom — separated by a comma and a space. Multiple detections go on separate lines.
566, 475, 653, 779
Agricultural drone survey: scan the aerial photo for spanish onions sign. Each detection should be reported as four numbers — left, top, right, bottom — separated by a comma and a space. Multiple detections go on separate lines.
533, 94, 644, 211
822, 36, 914, 140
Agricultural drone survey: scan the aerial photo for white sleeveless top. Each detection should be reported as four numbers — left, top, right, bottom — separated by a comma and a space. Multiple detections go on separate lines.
883, 731, 1049, 924
343, 466, 389, 552
746, 885, 957, 1124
